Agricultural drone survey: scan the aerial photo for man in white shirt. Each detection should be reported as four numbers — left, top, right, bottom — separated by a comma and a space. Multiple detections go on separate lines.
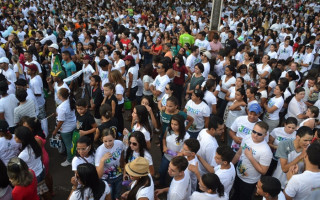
256, 176, 285, 200
0, 57, 16, 83
300, 44, 314, 73
277, 38, 293, 60
284, 142, 320, 200
194, 31, 211, 51
150, 58, 170, 101
231, 121, 273, 200
155, 156, 191, 200
197, 116, 224, 175
186, 46, 201, 74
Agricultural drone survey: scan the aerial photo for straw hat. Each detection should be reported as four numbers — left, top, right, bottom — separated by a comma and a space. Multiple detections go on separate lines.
125, 157, 149, 177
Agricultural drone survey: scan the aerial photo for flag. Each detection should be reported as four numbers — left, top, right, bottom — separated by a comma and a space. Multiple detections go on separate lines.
51, 55, 63, 76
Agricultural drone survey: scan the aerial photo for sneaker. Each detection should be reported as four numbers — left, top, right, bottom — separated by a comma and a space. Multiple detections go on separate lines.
61, 160, 71, 167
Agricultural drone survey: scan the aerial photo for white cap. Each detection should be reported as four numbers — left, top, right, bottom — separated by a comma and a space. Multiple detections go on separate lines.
48, 43, 59, 50
203, 51, 212, 59
0, 57, 9, 64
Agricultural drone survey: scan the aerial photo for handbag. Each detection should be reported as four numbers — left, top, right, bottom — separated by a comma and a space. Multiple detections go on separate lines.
49, 134, 62, 149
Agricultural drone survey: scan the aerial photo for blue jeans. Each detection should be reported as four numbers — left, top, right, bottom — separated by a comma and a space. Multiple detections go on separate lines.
107, 175, 123, 200
158, 156, 170, 186
60, 130, 74, 162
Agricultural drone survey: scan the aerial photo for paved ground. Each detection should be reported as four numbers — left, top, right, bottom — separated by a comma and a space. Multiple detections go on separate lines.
45, 92, 164, 199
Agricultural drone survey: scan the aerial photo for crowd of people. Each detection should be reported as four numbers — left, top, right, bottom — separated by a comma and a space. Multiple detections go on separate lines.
0, 0, 320, 199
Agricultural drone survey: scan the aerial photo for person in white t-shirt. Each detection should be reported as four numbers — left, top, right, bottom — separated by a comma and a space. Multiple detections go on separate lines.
0, 120, 20, 166
53, 88, 77, 167
203, 79, 217, 115
121, 157, 154, 200
256, 176, 285, 200
155, 156, 191, 200
189, 145, 236, 198
71, 136, 95, 172
190, 173, 227, 200
82, 55, 95, 98
263, 85, 285, 132
197, 116, 224, 175
194, 31, 211, 51
300, 44, 314, 73
0, 80, 18, 131
229, 103, 262, 152
150, 58, 170, 101
231, 121, 272, 200
272, 126, 314, 189
124, 55, 139, 106
47, 70, 70, 106
284, 142, 320, 200
69, 163, 111, 200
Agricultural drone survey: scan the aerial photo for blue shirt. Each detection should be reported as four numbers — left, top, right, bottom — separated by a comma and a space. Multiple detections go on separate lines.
62, 60, 76, 77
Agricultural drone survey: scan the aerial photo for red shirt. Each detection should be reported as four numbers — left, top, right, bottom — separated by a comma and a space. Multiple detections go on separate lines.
12, 170, 40, 200
173, 63, 189, 85
120, 38, 131, 50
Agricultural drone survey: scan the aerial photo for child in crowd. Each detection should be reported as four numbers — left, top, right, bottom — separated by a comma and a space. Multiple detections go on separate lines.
90, 75, 103, 126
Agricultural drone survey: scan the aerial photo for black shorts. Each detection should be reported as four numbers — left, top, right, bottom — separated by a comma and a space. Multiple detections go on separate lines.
128, 86, 138, 101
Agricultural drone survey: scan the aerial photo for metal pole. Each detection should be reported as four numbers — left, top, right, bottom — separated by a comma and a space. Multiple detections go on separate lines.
209, 0, 223, 31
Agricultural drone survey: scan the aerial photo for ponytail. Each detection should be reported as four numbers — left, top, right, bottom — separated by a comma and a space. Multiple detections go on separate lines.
202, 173, 225, 198
58, 88, 75, 110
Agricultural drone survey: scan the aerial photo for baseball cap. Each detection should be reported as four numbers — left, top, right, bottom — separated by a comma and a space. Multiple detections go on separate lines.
0, 120, 8, 132
83, 55, 91, 60
249, 103, 262, 114
123, 55, 134, 61
202, 51, 212, 59
48, 43, 59, 50
26, 64, 38, 71
15, 78, 27, 86
0, 57, 9, 64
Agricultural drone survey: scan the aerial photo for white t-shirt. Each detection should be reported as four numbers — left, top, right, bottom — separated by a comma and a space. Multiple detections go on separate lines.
0, 135, 21, 165
0, 94, 18, 127
285, 171, 320, 200
164, 130, 190, 161
263, 191, 285, 200
69, 180, 110, 200
131, 174, 154, 200
218, 75, 236, 99
167, 170, 192, 200
202, 62, 210, 80
54, 82, 70, 105
237, 135, 272, 184
71, 155, 95, 171
29, 75, 45, 107
95, 140, 125, 180
285, 97, 307, 124
257, 64, 272, 78
151, 74, 170, 101
128, 150, 153, 165
203, 91, 217, 114
190, 192, 227, 200
112, 59, 125, 73
56, 99, 77, 133
185, 100, 210, 133
197, 129, 219, 175
214, 164, 236, 196
98, 67, 109, 88
160, 94, 170, 107
2, 68, 17, 83
186, 54, 201, 73
267, 51, 278, 60
132, 124, 151, 142
187, 156, 199, 193
301, 52, 314, 73
230, 116, 262, 151
115, 84, 124, 104
265, 96, 284, 120
126, 66, 139, 88
270, 127, 296, 147
82, 64, 95, 84
18, 145, 43, 176
195, 39, 211, 51
142, 75, 154, 96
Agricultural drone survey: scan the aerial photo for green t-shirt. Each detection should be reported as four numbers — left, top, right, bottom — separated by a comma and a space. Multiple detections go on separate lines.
179, 33, 195, 47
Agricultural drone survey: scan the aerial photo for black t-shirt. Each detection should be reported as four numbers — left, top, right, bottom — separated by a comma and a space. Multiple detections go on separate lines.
76, 111, 96, 141
225, 39, 237, 50
105, 94, 118, 111
97, 118, 118, 134
92, 87, 103, 119
76, 111, 95, 131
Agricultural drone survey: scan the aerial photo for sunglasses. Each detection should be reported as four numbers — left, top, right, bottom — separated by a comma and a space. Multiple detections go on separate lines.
130, 142, 138, 146
76, 146, 90, 152
252, 129, 264, 137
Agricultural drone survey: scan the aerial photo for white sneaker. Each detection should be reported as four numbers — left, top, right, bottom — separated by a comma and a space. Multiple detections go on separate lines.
61, 160, 71, 167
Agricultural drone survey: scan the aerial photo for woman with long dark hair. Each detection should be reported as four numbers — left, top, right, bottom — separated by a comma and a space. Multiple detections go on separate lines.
131, 105, 152, 149
190, 173, 225, 200
69, 163, 111, 200
0, 159, 12, 199
124, 131, 154, 180
0, 120, 20, 166
121, 157, 154, 200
